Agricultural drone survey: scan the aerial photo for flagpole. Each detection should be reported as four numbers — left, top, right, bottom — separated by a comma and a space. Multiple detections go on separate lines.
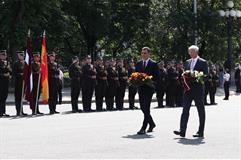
20, 80, 25, 116
34, 72, 41, 115
21, 29, 31, 116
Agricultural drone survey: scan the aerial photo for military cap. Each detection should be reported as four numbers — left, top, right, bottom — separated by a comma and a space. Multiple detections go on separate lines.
72, 56, 79, 62
85, 55, 91, 59
48, 52, 56, 57
0, 50, 7, 55
177, 60, 183, 64
17, 51, 24, 56
170, 60, 176, 64
32, 52, 40, 57
128, 59, 135, 63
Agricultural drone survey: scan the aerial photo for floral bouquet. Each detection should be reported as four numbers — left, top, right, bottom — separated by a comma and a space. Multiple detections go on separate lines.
128, 72, 155, 88
182, 70, 205, 92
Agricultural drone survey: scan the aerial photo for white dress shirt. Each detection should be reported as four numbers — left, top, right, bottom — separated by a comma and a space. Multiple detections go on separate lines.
223, 73, 230, 82
190, 56, 199, 71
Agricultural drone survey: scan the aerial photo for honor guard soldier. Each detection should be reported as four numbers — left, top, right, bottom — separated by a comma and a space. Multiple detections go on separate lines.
156, 61, 167, 108
175, 61, 184, 107
82, 55, 96, 112
166, 61, 178, 107
31, 52, 44, 115
128, 59, 138, 109
48, 52, 60, 114
13, 51, 27, 116
234, 63, 241, 93
206, 68, 219, 105
105, 58, 119, 111
69, 56, 82, 113
0, 50, 11, 117
95, 56, 108, 111
116, 58, 128, 110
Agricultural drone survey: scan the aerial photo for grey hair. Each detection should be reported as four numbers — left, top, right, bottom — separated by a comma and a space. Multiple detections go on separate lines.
188, 45, 199, 53
142, 46, 151, 53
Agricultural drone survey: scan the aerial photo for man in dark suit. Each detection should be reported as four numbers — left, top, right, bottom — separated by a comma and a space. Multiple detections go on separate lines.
135, 47, 160, 135
174, 45, 208, 138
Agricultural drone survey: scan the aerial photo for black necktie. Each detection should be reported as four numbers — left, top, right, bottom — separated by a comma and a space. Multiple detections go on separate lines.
142, 61, 146, 71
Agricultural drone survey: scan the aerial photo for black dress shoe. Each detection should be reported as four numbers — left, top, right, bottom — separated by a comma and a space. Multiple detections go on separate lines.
3, 113, 10, 117
49, 111, 55, 115
147, 124, 156, 133
193, 133, 204, 138
37, 111, 44, 115
72, 110, 78, 113
210, 102, 217, 105
223, 98, 228, 100
22, 112, 28, 116
137, 130, 146, 135
54, 111, 60, 114
173, 130, 185, 137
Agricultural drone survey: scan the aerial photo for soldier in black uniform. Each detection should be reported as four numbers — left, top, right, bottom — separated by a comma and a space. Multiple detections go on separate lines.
48, 52, 60, 114
208, 68, 219, 105
95, 57, 108, 111
116, 58, 128, 110
156, 61, 167, 108
105, 58, 119, 111
69, 56, 82, 113
166, 61, 178, 107
234, 64, 241, 93
31, 52, 44, 115
82, 55, 96, 112
13, 51, 27, 116
128, 59, 138, 109
0, 50, 11, 117
175, 61, 184, 107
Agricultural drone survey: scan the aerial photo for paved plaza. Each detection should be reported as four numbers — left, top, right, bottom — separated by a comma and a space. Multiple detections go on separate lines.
0, 89, 240, 159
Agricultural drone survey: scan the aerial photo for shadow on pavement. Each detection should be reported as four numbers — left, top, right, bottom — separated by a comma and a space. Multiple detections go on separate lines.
122, 134, 154, 139
174, 137, 205, 145
9, 115, 32, 120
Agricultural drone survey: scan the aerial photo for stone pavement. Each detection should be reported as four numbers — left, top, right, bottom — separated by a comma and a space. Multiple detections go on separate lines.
5, 86, 238, 105
0, 88, 240, 159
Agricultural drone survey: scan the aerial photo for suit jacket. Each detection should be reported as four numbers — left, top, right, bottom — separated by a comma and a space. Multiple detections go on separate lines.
184, 57, 208, 76
135, 59, 160, 90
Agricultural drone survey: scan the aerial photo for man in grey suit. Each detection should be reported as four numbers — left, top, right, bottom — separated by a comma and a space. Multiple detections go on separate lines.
174, 45, 208, 138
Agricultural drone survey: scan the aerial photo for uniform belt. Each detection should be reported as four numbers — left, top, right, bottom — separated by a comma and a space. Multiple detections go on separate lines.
99, 76, 107, 80
88, 75, 96, 79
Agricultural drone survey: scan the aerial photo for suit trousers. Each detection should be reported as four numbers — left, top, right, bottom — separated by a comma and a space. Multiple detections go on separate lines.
138, 86, 155, 130
180, 84, 205, 134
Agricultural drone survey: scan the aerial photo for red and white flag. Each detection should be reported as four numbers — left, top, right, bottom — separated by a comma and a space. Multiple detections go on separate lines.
23, 29, 34, 108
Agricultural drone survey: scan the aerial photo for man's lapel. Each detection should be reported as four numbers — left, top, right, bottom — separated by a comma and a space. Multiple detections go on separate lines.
186, 59, 192, 70
145, 59, 151, 71
193, 58, 200, 71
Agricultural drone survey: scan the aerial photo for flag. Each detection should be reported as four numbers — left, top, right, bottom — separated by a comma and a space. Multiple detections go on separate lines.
40, 30, 49, 104
23, 29, 34, 108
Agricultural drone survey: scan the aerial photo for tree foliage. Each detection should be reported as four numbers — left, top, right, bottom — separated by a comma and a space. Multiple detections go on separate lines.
0, 0, 241, 65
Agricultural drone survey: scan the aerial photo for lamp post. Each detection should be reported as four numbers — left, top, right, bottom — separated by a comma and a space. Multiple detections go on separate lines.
219, 1, 241, 72
193, 0, 198, 45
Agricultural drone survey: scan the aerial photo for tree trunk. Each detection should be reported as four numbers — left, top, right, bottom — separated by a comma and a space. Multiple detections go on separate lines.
9, 0, 25, 60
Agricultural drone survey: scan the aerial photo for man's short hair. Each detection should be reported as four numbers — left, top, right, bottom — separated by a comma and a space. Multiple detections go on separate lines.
188, 45, 199, 53
142, 47, 151, 53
